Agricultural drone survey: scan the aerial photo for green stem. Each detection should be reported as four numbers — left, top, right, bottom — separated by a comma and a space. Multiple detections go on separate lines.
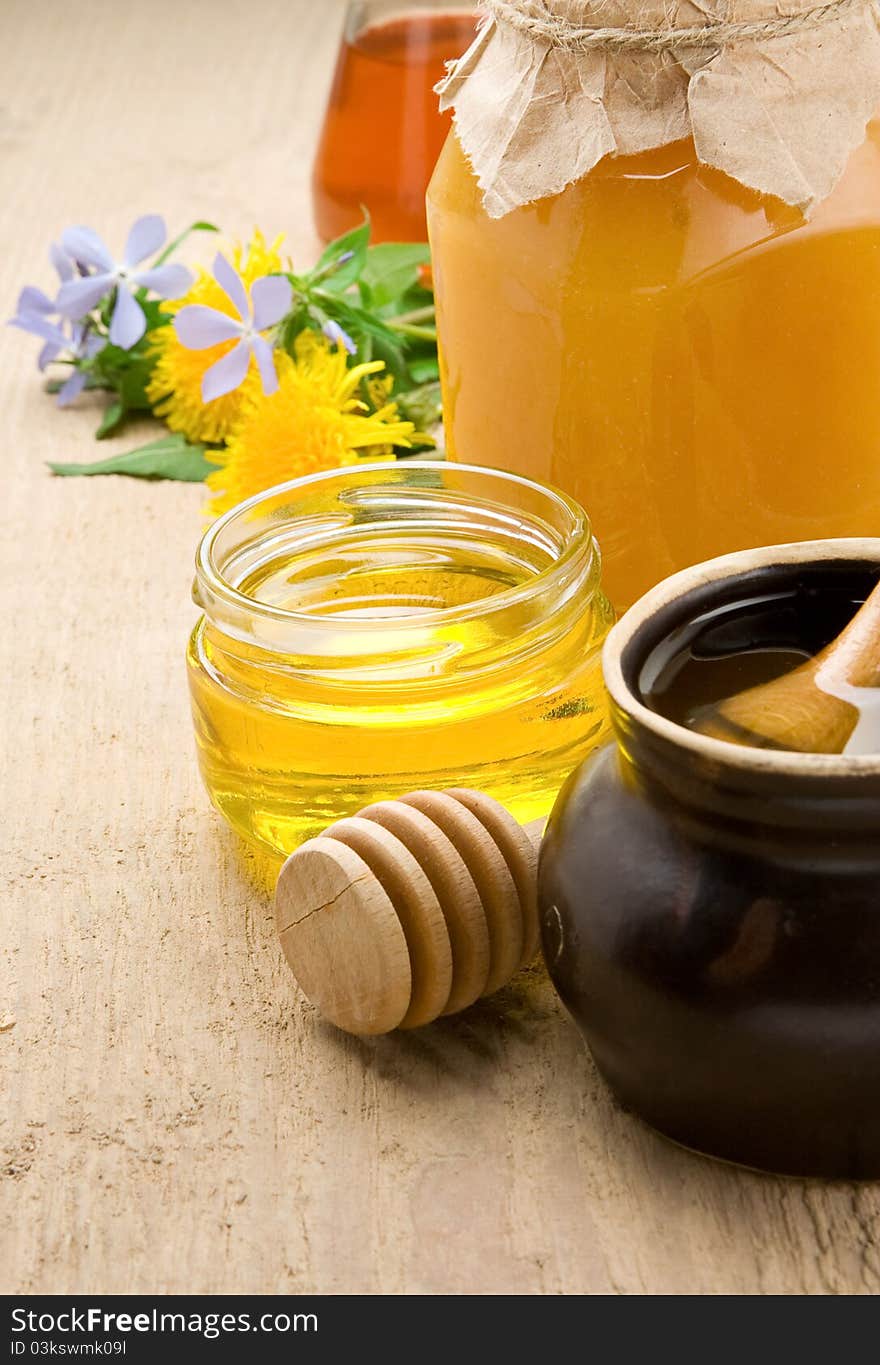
387, 322, 438, 342
389, 306, 436, 326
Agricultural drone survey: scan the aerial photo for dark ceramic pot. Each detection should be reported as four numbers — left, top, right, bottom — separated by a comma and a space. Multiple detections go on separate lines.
539, 540, 880, 1178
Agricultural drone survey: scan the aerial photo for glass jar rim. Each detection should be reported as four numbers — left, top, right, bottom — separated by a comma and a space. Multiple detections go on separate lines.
194, 460, 599, 638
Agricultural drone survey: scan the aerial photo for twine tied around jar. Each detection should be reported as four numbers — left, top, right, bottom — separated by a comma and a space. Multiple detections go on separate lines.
437, 0, 880, 217
484, 0, 873, 52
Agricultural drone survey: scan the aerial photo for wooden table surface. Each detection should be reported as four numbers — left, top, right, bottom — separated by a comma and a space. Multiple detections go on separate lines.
3, 0, 880, 1297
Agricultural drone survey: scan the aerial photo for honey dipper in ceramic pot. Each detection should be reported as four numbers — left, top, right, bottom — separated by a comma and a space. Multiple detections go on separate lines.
691, 578, 880, 754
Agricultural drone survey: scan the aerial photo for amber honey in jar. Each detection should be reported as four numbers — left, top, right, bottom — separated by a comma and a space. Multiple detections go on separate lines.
312, 1, 477, 243
540, 540, 880, 1178
428, 0, 880, 608
187, 463, 613, 864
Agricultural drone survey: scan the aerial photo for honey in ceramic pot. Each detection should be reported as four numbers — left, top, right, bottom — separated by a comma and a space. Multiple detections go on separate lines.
428, 1, 880, 609
539, 541, 880, 1178
643, 567, 880, 754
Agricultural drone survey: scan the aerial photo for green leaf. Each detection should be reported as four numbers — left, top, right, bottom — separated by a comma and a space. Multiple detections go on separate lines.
396, 380, 443, 430
310, 219, 371, 293
360, 243, 430, 309
136, 296, 173, 329
361, 330, 411, 387
90, 341, 159, 411
313, 290, 401, 349
118, 358, 156, 410
48, 433, 218, 482
407, 355, 440, 384
45, 373, 106, 395
91, 342, 130, 376
95, 401, 125, 439
154, 220, 220, 266
384, 282, 434, 316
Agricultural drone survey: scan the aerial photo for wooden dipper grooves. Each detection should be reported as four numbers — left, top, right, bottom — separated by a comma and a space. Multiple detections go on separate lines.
399, 790, 524, 996
359, 800, 491, 1014
275, 789, 545, 1034
323, 816, 453, 1029
446, 788, 540, 969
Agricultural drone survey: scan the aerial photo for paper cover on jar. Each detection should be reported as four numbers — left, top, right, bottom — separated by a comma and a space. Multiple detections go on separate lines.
436, 0, 880, 217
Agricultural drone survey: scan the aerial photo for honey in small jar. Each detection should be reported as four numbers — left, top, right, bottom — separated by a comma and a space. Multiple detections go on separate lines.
187, 464, 613, 864
312, 4, 477, 243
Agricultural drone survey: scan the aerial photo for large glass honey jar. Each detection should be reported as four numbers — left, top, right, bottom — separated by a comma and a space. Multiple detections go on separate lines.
427, 2, 880, 608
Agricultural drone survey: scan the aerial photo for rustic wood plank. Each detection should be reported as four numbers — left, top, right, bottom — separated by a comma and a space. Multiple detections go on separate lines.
3, 0, 880, 1296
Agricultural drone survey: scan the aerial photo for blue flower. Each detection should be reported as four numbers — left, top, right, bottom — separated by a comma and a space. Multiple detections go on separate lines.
8, 241, 108, 402
56, 215, 193, 350
9, 311, 105, 406
321, 319, 357, 355
9, 242, 76, 366
173, 252, 292, 401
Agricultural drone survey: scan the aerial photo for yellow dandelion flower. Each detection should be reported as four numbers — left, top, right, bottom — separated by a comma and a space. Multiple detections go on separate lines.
365, 371, 395, 411
147, 231, 286, 445
206, 334, 419, 516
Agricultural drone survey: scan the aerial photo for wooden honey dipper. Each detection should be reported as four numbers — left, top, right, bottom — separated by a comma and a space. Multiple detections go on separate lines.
693, 577, 880, 754
275, 789, 544, 1035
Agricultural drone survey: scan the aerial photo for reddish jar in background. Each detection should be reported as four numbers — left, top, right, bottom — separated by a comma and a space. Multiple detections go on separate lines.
312, 1, 476, 244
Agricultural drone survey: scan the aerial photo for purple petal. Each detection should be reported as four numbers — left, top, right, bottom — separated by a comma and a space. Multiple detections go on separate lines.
252, 335, 279, 395
56, 369, 88, 408
82, 333, 107, 360
201, 339, 251, 402
174, 305, 243, 350
251, 275, 292, 331
38, 339, 63, 370
108, 285, 146, 349
56, 273, 115, 319
322, 319, 357, 355
123, 214, 167, 267
132, 262, 193, 299
60, 226, 115, 272
70, 322, 103, 359
17, 285, 55, 316
9, 313, 68, 347
50, 242, 75, 283
212, 253, 249, 322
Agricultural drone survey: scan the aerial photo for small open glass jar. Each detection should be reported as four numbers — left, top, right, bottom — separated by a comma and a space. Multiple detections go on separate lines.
188, 462, 613, 863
